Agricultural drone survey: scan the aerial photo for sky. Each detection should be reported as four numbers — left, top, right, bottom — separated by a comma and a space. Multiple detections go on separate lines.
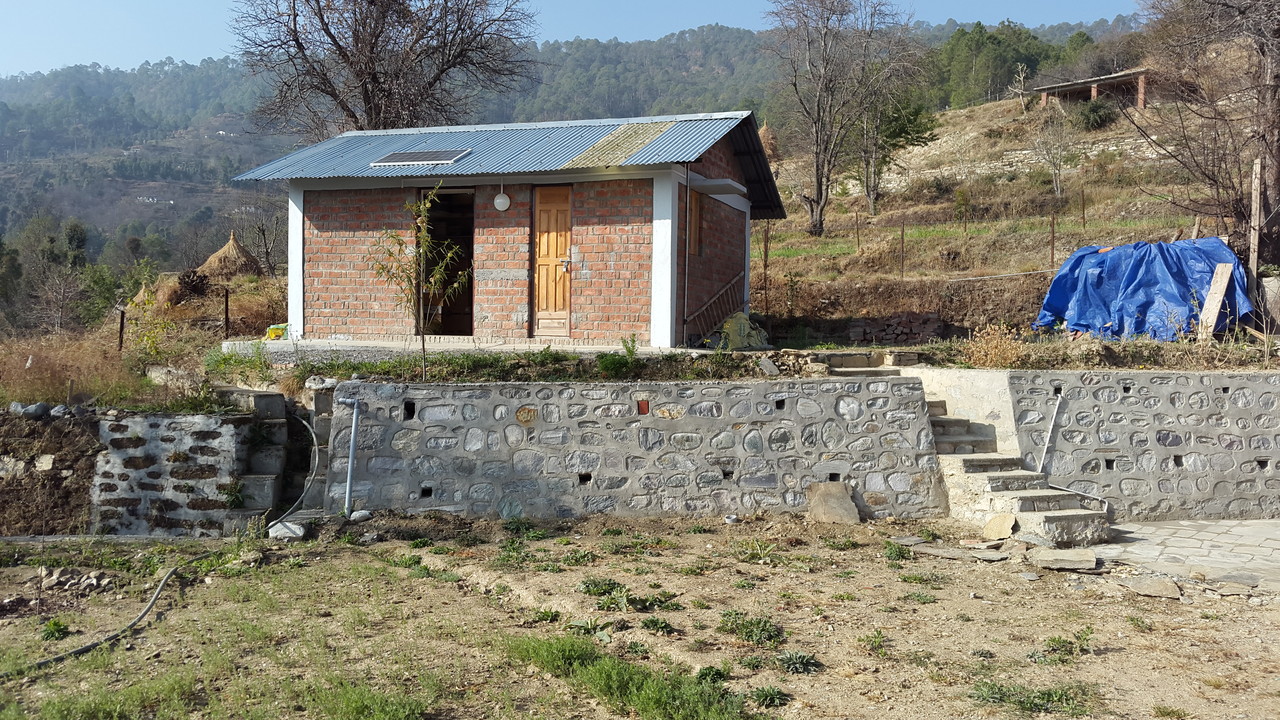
0, 0, 1141, 79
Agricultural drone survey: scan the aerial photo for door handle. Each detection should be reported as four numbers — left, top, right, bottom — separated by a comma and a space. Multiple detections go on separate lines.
560, 259, 571, 273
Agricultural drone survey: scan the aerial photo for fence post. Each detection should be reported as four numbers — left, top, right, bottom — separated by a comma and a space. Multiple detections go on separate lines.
223, 287, 231, 339
899, 221, 906, 279
1050, 214, 1056, 266
117, 309, 125, 352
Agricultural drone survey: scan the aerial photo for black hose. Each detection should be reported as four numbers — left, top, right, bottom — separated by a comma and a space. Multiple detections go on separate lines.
0, 550, 218, 680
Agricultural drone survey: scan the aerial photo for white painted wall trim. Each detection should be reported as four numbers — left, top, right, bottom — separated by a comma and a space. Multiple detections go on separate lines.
743, 206, 753, 309
288, 183, 305, 340
650, 171, 681, 348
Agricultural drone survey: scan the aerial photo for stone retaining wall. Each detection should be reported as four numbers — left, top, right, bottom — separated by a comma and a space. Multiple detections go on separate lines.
92, 414, 283, 536
328, 379, 948, 521
1009, 371, 1280, 521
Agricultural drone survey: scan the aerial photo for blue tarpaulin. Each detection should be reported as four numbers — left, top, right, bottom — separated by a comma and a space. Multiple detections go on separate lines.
1033, 238, 1253, 341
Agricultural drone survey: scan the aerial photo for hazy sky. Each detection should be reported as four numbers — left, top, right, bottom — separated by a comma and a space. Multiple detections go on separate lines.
0, 0, 1141, 79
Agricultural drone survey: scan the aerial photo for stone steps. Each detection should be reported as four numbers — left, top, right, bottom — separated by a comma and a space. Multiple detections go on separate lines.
928, 403, 1110, 547
933, 434, 998, 454
1016, 509, 1111, 546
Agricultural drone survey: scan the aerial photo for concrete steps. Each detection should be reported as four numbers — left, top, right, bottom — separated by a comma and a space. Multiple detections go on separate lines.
929, 397, 1109, 547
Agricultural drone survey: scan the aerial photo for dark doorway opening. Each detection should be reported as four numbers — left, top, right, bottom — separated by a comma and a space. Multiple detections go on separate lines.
420, 191, 474, 336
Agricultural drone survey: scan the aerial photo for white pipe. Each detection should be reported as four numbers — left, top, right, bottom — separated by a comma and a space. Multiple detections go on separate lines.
336, 397, 362, 518
1038, 393, 1064, 474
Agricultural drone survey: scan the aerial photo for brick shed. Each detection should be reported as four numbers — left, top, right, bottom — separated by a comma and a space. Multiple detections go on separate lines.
235, 112, 785, 348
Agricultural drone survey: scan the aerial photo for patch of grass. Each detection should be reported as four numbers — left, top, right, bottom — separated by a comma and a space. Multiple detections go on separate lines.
775, 651, 821, 674
731, 579, 756, 590
918, 527, 943, 542
507, 635, 749, 720
857, 629, 890, 657
717, 610, 784, 648
902, 591, 938, 604
678, 559, 716, 576
602, 528, 625, 537
832, 592, 857, 601
695, 664, 730, 684
385, 553, 422, 568
971, 679, 1098, 716
305, 678, 434, 720
1152, 705, 1191, 718
1029, 627, 1095, 665
882, 540, 913, 561
690, 599, 711, 610
686, 524, 713, 534
750, 686, 791, 708
409, 538, 434, 549
38, 669, 202, 720
490, 538, 533, 570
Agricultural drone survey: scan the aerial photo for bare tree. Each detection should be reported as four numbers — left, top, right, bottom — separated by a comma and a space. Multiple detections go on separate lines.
1033, 104, 1075, 198
1135, 0, 1280, 260
235, 0, 536, 139
765, 0, 918, 236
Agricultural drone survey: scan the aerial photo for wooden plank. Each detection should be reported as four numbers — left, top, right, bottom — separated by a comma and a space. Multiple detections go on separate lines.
1198, 263, 1235, 342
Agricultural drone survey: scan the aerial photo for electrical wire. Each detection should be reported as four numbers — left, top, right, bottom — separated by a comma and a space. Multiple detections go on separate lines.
266, 410, 323, 530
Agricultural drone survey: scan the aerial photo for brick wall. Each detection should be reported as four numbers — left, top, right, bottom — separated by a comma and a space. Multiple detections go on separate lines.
570, 179, 653, 340
690, 137, 746, 187
304, 188, 418, 339
474, 184, 534, 337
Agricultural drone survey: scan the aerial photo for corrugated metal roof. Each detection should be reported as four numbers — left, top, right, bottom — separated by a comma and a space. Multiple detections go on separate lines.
234, 112, 749, 181
234, 111, 786, 219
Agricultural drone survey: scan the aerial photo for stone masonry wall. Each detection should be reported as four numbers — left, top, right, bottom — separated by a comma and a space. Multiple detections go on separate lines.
1009, 371, 1280, 521
92, 414, 282, 536
327, 378, 948, 521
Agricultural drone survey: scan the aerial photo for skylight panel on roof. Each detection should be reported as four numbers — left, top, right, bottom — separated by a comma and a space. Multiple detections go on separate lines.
370, 149, 472, 167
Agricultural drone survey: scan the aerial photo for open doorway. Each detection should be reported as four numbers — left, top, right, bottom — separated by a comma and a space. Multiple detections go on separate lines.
420, 190, 474, 336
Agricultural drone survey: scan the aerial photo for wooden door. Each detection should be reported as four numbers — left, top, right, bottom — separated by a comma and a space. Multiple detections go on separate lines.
533, 186, 572, 336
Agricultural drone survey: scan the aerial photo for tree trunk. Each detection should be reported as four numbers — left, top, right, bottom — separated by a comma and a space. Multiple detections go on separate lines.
1260, 42, 1280, 264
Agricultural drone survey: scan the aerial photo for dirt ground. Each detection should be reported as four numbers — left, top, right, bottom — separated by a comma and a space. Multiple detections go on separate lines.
1, 513, 1277, 719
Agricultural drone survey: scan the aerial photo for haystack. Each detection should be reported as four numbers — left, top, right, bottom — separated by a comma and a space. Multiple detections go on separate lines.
198, 232, 262, 281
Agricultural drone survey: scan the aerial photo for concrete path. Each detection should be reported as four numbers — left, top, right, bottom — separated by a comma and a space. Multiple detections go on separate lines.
1094, 519, 1280, 593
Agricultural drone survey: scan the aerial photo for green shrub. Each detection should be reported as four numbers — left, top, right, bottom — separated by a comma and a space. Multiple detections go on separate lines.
717, 610, 784, 648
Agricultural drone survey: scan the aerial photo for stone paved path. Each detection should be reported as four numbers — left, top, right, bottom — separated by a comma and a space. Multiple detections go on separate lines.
1094, 519, 1280, 593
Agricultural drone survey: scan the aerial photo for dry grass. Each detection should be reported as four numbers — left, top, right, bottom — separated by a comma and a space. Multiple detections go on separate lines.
0, 333, 148, 406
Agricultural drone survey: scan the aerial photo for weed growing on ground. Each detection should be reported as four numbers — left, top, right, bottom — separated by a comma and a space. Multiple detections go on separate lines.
822, 537, 862, 551
385, 553, 422, 568
687, 524, 713, 534
641, 617, 677, 635
918, 527, 943, 542
40, 619, 71, 642
409, 538, 434, 549
1151, 705, 1191, 718
532, 609, 561, 623
902, 591, 938, 604
971, 679, 1098, 716
579, 577, 627, 597
717, 610, 784, 648
560, 549, 599, 566
750, 686, 791, 708
775, 651, 821, 674
738, 656, 766, 671
1029, 627, 1095, 665
882, 541, 913, 561
899, 571, 947, 587
690, 599, 711, 609
731, 579, 756, 589
832, 592, 857, 601
695, 664, 730, 684
857, 629, 890, 657
735, 540, 783, 566
1126, 615, 1153, 633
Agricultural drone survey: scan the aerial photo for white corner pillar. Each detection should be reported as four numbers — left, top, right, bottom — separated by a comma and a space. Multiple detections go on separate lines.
650, 172, 681, 348
287, 183, 305, 340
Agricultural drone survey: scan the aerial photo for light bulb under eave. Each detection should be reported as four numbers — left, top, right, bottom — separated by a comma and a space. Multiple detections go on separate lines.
494, 192, 511, 212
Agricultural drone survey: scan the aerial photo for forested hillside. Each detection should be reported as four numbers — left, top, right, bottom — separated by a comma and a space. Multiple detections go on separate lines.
0, 14, 1142, 334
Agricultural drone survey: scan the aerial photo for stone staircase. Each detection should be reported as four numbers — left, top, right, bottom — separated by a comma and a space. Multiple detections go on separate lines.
928, 398, 1110, 547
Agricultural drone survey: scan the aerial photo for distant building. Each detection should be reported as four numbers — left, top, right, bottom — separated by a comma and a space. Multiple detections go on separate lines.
1035, 68, 1150, 109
